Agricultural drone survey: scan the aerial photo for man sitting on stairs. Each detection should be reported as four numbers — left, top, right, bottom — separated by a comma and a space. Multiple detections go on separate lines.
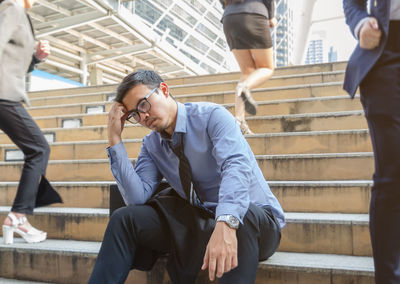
88, 69, 285, 284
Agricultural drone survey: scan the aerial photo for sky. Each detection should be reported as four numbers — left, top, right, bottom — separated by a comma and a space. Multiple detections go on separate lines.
292, 0, 358, 63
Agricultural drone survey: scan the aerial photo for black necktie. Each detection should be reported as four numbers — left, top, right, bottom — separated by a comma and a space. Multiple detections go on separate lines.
170, 134, 202, 206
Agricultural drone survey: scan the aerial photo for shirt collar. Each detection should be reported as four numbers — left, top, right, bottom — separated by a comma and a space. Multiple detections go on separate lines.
160, 102, 187, 146
173, 102, 187, 134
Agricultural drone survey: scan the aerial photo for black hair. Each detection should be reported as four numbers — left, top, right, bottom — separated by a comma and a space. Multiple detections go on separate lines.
116, 70, 164, 103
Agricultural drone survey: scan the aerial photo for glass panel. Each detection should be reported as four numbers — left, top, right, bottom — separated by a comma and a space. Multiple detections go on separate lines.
134, 0, 163, 25
206, 11, 221, 28
207, 49, 224, 64
200, 62, 216, 73
185, 36, 209, 53
182, 0, 206, 13
157, 15, 188, 41
171, 5, 197, 26
216, 37, 227, 49
180, 49, 200, 64
196, 23, 217, 41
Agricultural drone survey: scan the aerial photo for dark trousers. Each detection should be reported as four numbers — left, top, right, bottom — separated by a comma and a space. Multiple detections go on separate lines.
359, 21, 400, 284
89, 185, 281, 284
0, 100, 50, 214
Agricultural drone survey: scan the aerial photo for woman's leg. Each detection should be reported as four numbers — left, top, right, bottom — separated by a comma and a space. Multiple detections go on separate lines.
0, 101, 49, 232
232, 48, 274, 133
245, 48, 275, 89
232, 49, 256, 131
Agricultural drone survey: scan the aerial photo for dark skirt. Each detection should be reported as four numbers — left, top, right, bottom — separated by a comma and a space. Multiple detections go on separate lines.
223, 13, 272, 50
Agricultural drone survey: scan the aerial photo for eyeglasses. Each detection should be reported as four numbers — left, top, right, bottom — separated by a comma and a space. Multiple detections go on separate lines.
126, 87, 158, 123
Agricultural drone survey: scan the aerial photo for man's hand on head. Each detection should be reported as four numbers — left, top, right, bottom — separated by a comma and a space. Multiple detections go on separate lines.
359, 17, 382, 50
108, 102, 128, 146
201, 222, 238, 281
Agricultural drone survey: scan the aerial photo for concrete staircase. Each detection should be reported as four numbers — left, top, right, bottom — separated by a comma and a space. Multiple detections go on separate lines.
0, 62, 375, 283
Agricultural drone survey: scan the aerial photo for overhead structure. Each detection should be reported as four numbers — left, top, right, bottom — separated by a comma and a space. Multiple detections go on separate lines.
29, 0, 231, 85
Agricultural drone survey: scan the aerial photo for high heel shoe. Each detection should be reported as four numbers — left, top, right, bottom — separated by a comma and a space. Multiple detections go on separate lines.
236, 83, 257, 115
2, 213, 47, 244
237, 119, 254, 135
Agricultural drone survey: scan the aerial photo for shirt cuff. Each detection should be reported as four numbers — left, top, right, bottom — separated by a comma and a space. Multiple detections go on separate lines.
354, 17, 370, 40
216, 202, 247, 224
106, 141, 128, 163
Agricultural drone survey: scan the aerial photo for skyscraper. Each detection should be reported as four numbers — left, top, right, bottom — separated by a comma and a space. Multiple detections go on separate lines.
305, 31, 326, 64
272, 0, 294, 67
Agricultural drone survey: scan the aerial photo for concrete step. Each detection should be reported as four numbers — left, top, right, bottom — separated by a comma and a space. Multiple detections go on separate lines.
26, 101, 111, 117
252, 95, 362, 116
27, 81, 346, 108
0, 207, 371, 256
0, 124, 150, 144
247, 110, 366, 133
24, 96, 364, 130
164, 61, 347, 86
257, 252, 373, 284
177, 82, 346, 106
0, 110, 367, 145
25, 100, 363, 131
0, 182, 112, 209
25, 95, 362, 120
30, 71, 345, 101
0, 239, 98, 284
0, 129, 372, 161
0, 240, 373, 284
0, 152, 374, 182
166, 71, 345, 96
0, 207, 107, 242
26, 62, 347, 99
0, 278, 52, 283
0, 180, 371, 214
28, 92, 112, 107
281, 212, 371, 256
270, 181, 371, 214
32, 110, 366, 133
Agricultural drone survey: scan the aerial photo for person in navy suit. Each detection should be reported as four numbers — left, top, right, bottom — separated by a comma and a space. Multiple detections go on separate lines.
343, 0, 400, 283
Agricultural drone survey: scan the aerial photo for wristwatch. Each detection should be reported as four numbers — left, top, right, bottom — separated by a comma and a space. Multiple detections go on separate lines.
216, 215, 240, 229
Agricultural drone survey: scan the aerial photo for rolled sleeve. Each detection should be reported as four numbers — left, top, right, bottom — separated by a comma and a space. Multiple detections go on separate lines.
106, 141, 160, 205
207, 107, 252, 223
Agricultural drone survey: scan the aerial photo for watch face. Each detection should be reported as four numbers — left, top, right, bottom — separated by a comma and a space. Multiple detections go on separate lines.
228, 215, 239, 228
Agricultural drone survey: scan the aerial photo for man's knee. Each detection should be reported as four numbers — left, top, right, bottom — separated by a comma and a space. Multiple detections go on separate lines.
24, 139, 50, 162
108, 206, 133, 230
239, 204, 281, 260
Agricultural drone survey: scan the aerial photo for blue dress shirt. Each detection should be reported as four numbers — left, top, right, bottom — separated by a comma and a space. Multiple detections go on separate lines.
107, 102, 285, 228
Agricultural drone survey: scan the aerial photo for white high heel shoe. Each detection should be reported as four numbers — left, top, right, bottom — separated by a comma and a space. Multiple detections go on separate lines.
236, 83, 257, 115
2, 213, 47, 244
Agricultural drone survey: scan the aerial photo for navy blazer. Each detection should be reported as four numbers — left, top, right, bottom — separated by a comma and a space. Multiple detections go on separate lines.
343, 0, 391, 97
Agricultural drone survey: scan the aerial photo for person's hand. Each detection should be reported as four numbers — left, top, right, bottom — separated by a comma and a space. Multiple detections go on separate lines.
201, 222, 238, 281
269, 17, 277, 28
36, 40, 50, 60
108, 102, 128, 146
359, 17, 382, 50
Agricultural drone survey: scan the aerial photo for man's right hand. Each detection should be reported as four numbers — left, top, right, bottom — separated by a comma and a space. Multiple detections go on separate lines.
359, 17, 382, 50
108, 102, 128, 146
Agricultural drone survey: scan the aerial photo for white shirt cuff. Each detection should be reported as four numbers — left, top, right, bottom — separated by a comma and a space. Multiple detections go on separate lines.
354, 17, 370, 40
